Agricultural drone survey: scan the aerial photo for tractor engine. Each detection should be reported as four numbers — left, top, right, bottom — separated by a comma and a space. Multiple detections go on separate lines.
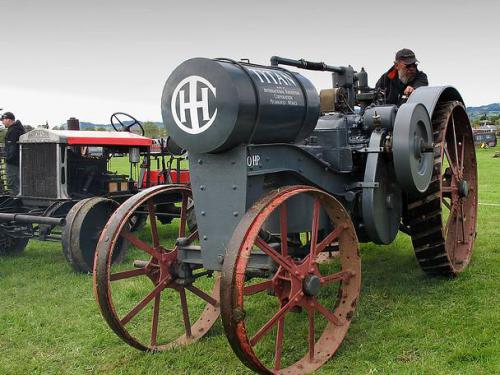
162, 57, 435, 248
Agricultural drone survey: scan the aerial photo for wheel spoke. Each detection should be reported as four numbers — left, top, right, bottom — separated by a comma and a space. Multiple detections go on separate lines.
279, 203, 288, 258
451, 202, 466, 263
453, 206, 461, 244
444, 145, 460, 180
110, 267, 147, 281
273, 316, 285, 372
121, 230, 162, 259
308, 198, 321, 268
243, 280, 273, 296
150, 294, 161, 347
178, 287, 192, 338
120, 278, 166, 326
308, 308, 315, 362
315, 226, 344, 258
459, 202, 466, 243
178, 193, 188, 237
312, 299, 345, 326
255, 237, 295, 275
320, 270, 352, 285
186, 284, 218, 306
250, 290, 300, 346
147, 201, 160, 248
451, 114, 461, 179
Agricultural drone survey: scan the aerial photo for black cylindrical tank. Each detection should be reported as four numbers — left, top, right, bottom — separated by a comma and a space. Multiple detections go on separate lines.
161, 58, 320, 154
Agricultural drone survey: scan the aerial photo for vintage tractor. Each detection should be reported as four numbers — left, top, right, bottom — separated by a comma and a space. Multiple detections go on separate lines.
0, 113, 190, 273
93, 57, 477, 373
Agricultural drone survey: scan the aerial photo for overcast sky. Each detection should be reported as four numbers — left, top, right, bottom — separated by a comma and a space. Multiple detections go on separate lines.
1, 0, 499, 126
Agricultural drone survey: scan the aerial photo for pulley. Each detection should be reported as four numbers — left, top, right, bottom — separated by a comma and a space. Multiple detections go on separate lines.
392, 102, 433, 196
362, 130, 402, 244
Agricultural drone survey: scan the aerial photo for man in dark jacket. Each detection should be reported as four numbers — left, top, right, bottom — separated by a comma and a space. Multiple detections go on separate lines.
1, 112, 25, 195
375, 48, 428, 105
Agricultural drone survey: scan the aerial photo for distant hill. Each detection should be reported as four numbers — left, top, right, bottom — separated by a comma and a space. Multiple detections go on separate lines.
79, 122, 112, 130
467, 103, 500, 116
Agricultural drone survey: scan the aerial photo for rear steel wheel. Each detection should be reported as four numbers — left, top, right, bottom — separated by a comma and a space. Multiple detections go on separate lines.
93, 185, 220, 351
221, 186, 361, 374
405, 101, 478, 275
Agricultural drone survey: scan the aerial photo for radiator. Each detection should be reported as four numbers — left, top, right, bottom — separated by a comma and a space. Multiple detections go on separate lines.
20, 144, 59, 198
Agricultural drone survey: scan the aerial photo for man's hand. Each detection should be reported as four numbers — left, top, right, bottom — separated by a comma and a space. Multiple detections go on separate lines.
403, 86, 415, 96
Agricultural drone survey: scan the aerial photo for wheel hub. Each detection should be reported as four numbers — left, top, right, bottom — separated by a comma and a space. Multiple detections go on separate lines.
392, 102, 433, 195
302, 274, 321, 296
413, 136, 424, 159
458, 180, 469, 198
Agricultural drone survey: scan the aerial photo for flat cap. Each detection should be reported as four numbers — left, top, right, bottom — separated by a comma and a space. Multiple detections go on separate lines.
395, 48, 418, 64
0, 112, 15, 121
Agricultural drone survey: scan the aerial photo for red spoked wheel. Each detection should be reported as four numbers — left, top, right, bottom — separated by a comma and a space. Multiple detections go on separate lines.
93, 185, 220, 351
221, 186, 361, 374
406, 101, 478, 275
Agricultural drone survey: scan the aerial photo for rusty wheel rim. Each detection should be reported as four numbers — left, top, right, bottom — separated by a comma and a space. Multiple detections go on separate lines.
93, 185, 220, 351
405, 101, 478, 276
221, 186, 361, 374
440, 104, 478, 272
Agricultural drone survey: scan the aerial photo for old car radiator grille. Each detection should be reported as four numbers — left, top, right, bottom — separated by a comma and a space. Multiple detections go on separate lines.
21, 144, 59, 198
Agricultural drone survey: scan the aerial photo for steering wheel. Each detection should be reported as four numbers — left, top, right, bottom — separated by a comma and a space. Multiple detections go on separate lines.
110, 112, 145, 136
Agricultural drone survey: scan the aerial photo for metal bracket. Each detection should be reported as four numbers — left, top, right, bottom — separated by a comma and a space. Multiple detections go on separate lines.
354, 147, 384, 153
345, 181, 379, 190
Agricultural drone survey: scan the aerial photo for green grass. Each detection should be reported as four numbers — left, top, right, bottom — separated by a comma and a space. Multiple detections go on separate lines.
0, 149, 499, 374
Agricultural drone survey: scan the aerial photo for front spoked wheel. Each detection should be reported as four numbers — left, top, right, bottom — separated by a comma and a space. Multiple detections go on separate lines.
93, 185, 220, 351
221, 186, 361, 374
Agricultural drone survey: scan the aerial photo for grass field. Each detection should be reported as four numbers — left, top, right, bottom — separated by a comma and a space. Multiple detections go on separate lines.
0, 149, 499, 374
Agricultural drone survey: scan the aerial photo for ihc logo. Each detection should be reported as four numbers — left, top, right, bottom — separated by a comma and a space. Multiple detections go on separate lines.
171, 75, 217, 134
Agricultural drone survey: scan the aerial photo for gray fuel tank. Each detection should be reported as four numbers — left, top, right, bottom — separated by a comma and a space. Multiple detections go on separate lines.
161, 58, 320, 153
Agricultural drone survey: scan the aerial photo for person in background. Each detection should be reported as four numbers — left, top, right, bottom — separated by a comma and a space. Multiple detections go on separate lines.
1, 112, 25, 195
376, 48, 428, 105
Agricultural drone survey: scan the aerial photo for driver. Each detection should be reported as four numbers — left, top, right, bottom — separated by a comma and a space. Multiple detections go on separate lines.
375, 48, 428, 105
